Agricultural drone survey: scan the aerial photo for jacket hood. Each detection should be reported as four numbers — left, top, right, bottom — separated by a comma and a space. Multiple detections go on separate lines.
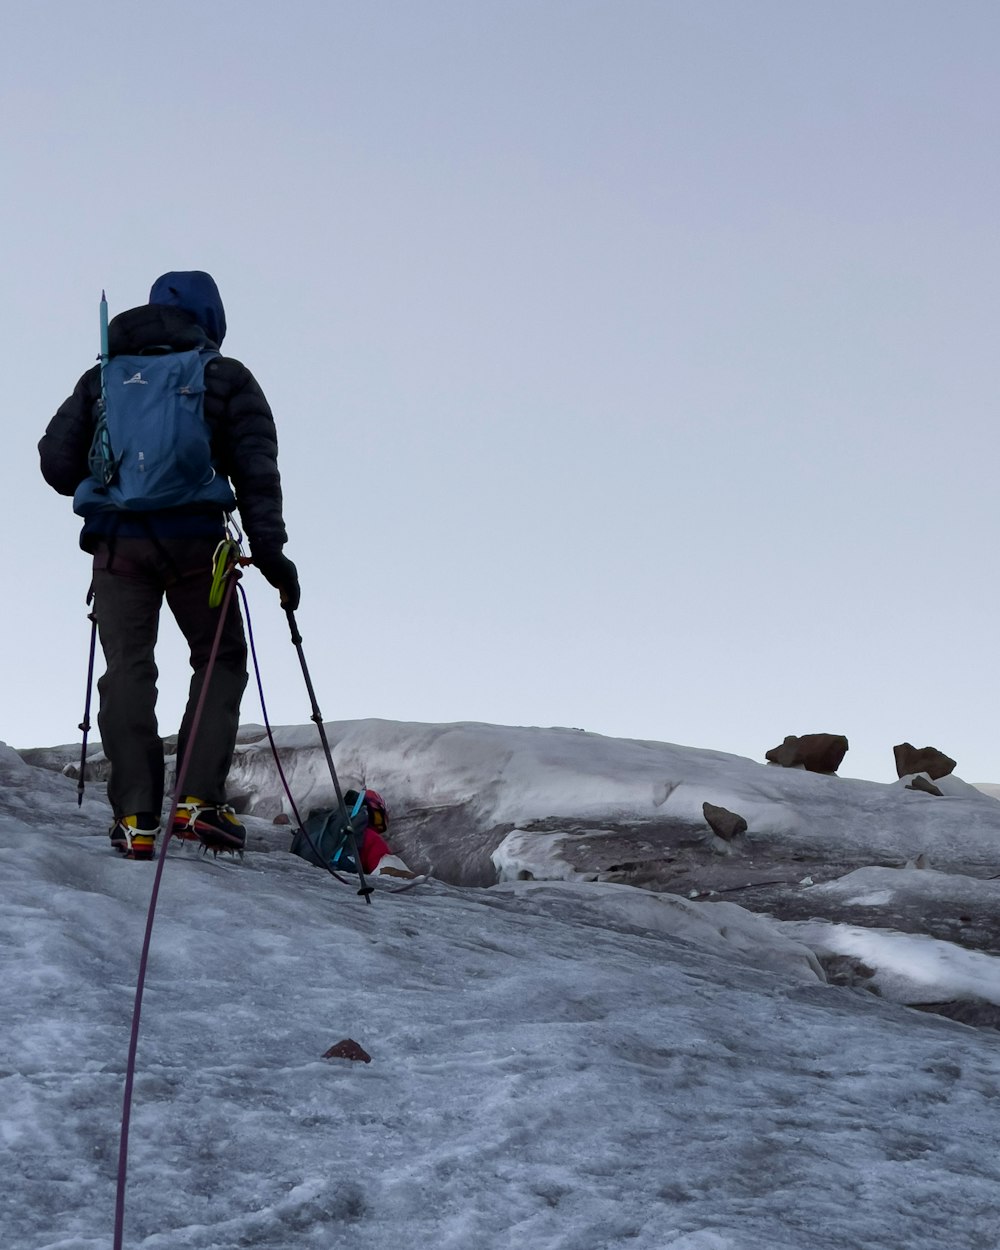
148, 271, 226, 347
107, 305, 211, 357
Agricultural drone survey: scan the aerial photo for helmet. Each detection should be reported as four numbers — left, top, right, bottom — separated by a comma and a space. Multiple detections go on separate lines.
364, 789, 388, 832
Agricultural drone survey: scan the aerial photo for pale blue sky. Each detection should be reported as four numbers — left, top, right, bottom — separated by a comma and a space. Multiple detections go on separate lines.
5, 1, 1000, 782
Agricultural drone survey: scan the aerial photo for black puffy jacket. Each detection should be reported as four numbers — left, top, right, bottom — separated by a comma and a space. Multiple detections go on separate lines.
39, 304, 288, 556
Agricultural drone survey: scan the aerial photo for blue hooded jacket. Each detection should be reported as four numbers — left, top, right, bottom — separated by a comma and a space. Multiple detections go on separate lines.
148, 270, 227, 347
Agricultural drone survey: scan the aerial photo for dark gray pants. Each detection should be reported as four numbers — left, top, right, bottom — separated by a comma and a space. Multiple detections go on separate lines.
92, 536, 248, 819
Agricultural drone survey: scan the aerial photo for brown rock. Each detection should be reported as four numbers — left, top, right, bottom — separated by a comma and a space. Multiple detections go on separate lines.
893, 743, 956, 781
765, 733, 848, 774
905, 775, 943, 797
273, 812, 291, 826
702, 802, 748, 841
323, 1038, 372, 1063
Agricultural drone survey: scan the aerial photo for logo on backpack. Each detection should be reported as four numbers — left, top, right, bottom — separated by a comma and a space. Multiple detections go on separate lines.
73, 348, 236, 516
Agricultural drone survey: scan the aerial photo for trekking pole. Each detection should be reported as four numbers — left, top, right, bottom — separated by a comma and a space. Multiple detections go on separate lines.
77, 583, 98, 806
284, 606, 374, 903
77, 290, 110, 803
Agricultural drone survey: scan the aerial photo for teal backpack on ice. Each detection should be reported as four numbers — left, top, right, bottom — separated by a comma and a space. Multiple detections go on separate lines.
290, 790, 370, 875
73, 347, 237, 517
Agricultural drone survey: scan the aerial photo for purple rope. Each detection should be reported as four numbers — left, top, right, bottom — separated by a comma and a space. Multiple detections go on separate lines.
238, 582, 307, 831
113, 571, 239, 1250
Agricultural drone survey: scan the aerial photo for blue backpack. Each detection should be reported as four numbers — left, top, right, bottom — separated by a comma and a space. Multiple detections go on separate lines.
73, 348, 236, 516
290, 791, 370, 875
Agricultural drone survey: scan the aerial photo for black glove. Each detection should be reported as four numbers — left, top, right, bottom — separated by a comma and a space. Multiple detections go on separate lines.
254, 550, 300, 610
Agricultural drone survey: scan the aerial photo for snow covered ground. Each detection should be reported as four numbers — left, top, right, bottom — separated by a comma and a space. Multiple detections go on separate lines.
6, 724, 1000, 1249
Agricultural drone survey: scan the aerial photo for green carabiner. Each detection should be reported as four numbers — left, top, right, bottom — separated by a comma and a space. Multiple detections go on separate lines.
209, 538, 238, 608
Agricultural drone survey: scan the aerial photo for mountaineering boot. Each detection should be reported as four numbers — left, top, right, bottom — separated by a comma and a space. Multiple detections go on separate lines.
109, 813, 160, 860
172, 797, 246, 854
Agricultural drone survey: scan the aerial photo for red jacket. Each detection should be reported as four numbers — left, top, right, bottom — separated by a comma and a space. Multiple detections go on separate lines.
359, 829, 391, 874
